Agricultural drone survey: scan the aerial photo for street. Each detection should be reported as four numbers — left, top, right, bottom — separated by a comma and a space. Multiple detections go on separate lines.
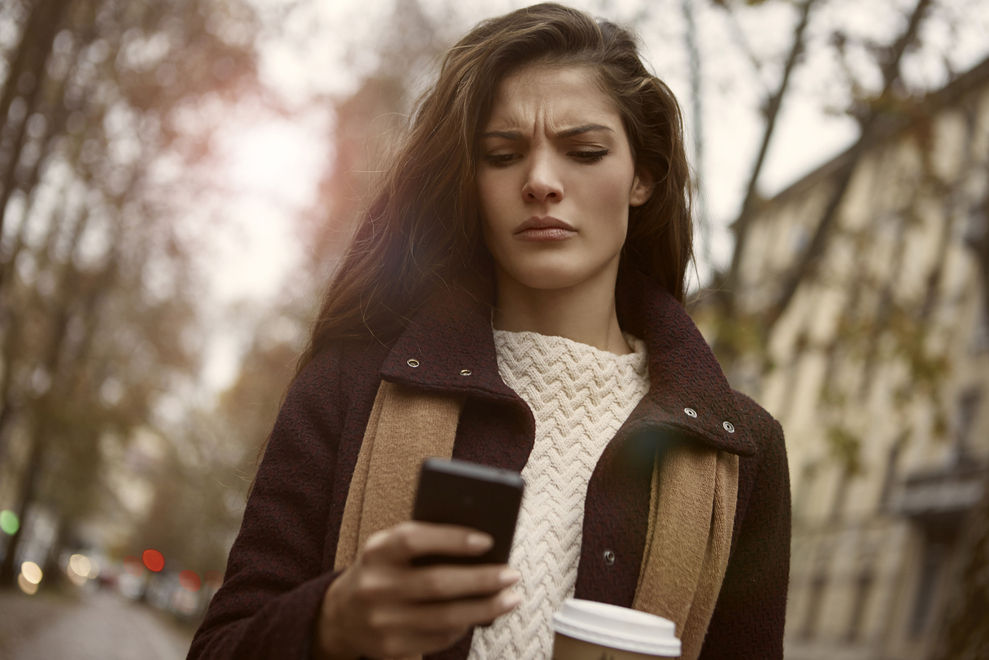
0, 588, 194, 660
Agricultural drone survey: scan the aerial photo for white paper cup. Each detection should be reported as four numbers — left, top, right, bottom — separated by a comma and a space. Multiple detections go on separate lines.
551, 599, 681, 658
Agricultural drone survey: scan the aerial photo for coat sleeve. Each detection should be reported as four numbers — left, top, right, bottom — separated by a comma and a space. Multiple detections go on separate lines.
699, 418, 791, 659
187, 352, 345, 660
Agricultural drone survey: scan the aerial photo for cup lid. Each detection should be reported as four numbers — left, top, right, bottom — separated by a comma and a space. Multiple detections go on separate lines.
551, 599, 681, 657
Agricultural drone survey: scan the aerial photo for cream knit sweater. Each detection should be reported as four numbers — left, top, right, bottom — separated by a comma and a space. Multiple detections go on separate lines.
467, 329, 650, 659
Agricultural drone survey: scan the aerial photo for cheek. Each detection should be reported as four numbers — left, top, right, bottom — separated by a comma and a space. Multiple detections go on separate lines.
590, 170, 638, 219
477, 173, 513, 228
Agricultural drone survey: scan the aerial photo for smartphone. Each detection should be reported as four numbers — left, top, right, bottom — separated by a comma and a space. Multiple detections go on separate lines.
411, 457, 524, 566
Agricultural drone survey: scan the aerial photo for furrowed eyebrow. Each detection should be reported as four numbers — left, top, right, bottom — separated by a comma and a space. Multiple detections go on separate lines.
479, 124, 614, 141
480, 130, 523, 141
555, 123, 614, 139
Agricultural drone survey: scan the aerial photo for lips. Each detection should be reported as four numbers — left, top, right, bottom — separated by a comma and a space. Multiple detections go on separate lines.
515, 216, 575, 233
513, 216, 577, 241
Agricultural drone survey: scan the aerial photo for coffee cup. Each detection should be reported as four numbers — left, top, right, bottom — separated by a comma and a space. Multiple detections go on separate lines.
551, 598, 681, 658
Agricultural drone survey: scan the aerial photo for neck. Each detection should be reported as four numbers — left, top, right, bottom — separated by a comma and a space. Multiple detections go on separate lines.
492, 274, 630, 355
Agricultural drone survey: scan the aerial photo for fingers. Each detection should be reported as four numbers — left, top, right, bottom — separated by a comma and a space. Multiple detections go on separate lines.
352, 562, 521, 604
351, 588, 522, 657
363, 521, 493, 565
383, 588, 523, 633
411, 563, 521, 601
317, 522, 522, 659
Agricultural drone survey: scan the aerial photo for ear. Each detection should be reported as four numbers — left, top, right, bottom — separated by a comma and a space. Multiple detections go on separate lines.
629, 169, 653, 207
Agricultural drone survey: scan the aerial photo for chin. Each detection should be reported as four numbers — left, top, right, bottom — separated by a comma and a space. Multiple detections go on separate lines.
507, 267, 600, 293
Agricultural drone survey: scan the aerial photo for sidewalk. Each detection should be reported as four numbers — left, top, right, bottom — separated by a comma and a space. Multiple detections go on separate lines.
0, 587, 194, 660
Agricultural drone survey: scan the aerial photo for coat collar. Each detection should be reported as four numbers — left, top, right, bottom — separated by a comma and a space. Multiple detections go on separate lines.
379, 274, 755, 456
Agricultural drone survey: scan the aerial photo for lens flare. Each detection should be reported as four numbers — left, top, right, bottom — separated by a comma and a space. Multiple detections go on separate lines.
0, 510, 19, 535
142, 549, 165, 572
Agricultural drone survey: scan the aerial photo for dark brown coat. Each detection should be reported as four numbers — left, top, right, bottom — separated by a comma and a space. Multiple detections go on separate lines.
188, 275, 790, 659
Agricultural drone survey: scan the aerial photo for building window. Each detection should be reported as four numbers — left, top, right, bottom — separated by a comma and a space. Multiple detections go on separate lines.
793, 461, 819, 524
801, 573, 828, 640
846, 569, 875, 642
909, 540, 946, 636
879, 435, 905, 511
830, 463, 852, 522
951, 388, 982, 462
778, 331, 809, 422
964, 196, 988, 352
973, 307, 989, 353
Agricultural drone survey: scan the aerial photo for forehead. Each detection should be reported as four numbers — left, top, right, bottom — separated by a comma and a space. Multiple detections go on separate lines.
483, 64, 622, 130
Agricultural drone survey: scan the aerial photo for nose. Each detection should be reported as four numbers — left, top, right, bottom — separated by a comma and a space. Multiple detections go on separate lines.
522, 151, 563, 203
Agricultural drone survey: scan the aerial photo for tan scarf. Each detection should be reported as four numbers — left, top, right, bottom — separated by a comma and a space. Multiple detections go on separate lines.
335, 381, 738, 660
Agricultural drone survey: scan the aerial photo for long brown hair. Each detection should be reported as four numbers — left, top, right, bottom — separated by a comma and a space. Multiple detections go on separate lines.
298, 2, 693, 370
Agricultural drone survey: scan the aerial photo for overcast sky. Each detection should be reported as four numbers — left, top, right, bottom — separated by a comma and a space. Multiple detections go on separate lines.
197, 0, 989, 389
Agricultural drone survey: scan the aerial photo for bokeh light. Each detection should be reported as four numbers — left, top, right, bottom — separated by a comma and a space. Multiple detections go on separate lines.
204, 570, 223, 589
179, 569, 202, 592
123, 555, 143, 575
68, 554, 93, 582
20, 561, 43, 588
0, 510, 19, 535
17, 572, 39, 595
142, 549, 165, 572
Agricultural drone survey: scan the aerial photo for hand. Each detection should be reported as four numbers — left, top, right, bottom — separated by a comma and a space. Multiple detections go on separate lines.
314, 521, 522, 659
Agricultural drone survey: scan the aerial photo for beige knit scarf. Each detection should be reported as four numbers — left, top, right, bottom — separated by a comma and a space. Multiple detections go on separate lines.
335, 381, 738, 660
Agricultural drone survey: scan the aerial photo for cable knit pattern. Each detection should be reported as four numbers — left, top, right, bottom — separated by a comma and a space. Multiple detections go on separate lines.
468, 330, 649, 659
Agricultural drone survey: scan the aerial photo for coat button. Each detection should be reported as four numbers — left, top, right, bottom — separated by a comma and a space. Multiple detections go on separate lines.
406, 358, 420, 368
460, 369, 472, 376
723, 421, 735, 433
603, 549, 616, 566
683, 407, 697, 418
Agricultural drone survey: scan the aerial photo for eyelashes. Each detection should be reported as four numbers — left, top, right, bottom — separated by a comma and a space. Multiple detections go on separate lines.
484, 153, 522, 167
571, 149, 608, 163
482, 149, 610, 167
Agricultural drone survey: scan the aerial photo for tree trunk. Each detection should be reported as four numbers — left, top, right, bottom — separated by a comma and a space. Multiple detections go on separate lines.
0, 38, 77, 287
0, 0, 71, 238
0, 275, 72, 584
0, 412, 49, 585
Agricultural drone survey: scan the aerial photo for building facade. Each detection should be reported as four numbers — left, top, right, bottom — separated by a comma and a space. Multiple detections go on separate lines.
729, 59, 989, 659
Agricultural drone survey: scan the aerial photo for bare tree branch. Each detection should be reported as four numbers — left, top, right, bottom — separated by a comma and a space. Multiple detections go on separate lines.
762, 0, 934, 334
724, 0, 816, 303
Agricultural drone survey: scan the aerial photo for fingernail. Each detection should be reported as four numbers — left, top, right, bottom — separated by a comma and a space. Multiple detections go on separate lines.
501, 591, 522, 608
499, 568, 521, 586
467, 532, 493, 550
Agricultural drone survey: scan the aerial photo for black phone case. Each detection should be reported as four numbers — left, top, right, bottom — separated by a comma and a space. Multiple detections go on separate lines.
411, 457, 524, 566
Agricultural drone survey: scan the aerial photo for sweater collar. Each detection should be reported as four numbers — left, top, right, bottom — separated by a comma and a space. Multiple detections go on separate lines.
379, 275, 755, 456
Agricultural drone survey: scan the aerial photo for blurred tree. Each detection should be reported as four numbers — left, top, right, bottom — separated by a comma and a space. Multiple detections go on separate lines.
709, 0, 936, 353
300, 0, 442, 286
0, 0, 261, 586
128, 316, 300, 578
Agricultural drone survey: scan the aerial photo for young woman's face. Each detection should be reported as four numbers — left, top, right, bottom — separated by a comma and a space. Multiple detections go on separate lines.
476, 64, 651, 299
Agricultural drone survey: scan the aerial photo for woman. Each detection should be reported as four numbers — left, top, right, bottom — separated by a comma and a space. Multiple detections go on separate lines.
188, 4, 790, 659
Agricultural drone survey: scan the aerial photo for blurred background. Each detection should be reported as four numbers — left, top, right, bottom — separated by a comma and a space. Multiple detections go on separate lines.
0, 0, 987, 658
